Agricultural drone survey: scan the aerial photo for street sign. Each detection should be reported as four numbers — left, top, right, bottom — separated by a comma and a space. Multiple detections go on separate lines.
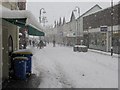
100, 26, 108, 32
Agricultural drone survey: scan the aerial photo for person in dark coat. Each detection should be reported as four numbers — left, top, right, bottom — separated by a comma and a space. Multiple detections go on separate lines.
39, 40, 44, 49
32, 40, 35, 47
111, 47, 113, 56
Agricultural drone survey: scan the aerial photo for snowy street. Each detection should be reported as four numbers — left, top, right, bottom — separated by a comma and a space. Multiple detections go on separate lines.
30, 44, 118, 88
2, 1, 120, 89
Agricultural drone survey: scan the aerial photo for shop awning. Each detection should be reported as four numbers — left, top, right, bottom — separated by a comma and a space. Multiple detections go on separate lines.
27, 25, 45, 36
1, 8, 45, 36
3, 18, 26, 28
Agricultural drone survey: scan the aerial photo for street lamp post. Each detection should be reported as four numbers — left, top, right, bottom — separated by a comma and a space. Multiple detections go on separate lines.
39, 8, 46, 23
42, 16, 48, 27
73, 6, 80, 45
39, 8, 46, 41
73, 6, 81, 52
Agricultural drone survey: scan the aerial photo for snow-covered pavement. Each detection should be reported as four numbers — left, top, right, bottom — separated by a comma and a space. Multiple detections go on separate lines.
30, 44, 118, 88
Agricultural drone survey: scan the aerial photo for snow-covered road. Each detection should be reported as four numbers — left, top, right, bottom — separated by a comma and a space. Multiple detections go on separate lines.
30, 44, 118, 88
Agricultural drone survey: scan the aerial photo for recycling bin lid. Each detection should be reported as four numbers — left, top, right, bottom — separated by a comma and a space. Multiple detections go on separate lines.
13, 49, 33, 55
74, 45, 87, 48
14, 57, 28, 60
77, 45, 87, 48
74, 45, 79, 47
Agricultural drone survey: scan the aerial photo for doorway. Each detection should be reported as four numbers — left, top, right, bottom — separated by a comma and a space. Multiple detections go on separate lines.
8, 35, 14, 78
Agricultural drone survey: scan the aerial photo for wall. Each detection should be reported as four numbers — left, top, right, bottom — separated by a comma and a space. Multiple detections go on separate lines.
1, 2, 19, 82
83, 4, 120, 53
78, 5, 102, 38
83, 4, 119, 30
2, 2, 18, 10
70, 20, 76, 35
2, 19, 18, 81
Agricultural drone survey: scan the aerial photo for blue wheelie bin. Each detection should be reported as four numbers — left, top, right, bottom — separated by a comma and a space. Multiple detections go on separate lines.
23, 52, 33, 76
73, 45, 78, 52
12, 50, 33, 76
14, 57, 28, 80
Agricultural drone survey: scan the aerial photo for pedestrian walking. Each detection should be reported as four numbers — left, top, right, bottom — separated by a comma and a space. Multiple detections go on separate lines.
32, 40, 35, 47
39, 40, 44, 49
37, 42, 39, 49
111, 47, 113, 56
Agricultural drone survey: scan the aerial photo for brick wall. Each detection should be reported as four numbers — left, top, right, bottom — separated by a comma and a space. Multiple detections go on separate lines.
83, 4, 119, 30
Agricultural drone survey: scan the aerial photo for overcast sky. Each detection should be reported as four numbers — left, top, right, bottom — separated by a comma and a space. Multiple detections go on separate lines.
26, 0, 119, 26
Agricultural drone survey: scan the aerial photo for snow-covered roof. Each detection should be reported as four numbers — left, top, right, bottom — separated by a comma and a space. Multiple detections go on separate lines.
0, 5, 44, 32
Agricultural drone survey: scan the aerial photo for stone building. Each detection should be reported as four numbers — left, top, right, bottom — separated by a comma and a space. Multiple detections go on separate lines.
83, 3, 120, 54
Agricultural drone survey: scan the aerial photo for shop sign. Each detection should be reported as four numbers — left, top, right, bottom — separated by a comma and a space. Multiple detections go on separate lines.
100, 26, 107, 32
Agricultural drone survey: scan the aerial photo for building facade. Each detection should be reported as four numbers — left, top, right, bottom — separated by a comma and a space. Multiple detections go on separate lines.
53, 4, 102, 46
83, 3, 120, 54
1, 1, 26, 84
76, 4, 102, 45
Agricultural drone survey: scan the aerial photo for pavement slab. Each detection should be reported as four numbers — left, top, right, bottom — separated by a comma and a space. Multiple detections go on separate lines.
2, 74, 40, 89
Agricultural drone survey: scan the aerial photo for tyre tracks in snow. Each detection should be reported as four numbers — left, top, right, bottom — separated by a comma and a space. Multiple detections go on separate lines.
37, 49, 75, 88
